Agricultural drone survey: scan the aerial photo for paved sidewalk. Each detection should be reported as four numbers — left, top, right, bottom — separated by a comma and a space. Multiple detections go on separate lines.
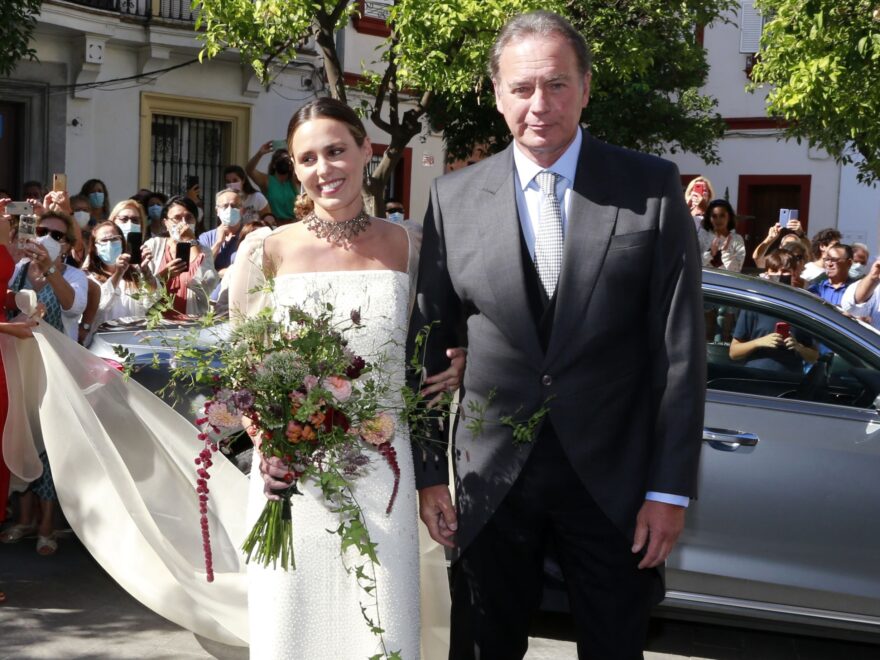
2, 531, 878, 659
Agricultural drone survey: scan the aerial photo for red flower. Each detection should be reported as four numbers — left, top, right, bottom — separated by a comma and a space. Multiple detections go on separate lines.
322, 407, 351, 433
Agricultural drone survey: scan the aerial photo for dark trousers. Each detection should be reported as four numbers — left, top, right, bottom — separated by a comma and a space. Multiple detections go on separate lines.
449, 430, 659, 660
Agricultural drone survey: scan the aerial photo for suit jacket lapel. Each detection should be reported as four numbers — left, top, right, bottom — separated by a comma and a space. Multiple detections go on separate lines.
545, 132, 619, 365
477, 145, 544, 359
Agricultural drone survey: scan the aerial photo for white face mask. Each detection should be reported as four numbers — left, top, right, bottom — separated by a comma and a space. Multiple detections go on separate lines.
226, 181, 243, 191
387, 212, 404, 223
116, 220, 142, 236
169, 223, 195, 242
72, 210, 91, 228
37, 234, 61, 263
218, 206, 241, 227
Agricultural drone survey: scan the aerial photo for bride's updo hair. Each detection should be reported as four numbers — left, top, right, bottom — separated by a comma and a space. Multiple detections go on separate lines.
287, 97, 369, 220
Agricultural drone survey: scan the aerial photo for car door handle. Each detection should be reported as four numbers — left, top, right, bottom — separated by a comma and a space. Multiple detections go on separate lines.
702, 428, 759, 452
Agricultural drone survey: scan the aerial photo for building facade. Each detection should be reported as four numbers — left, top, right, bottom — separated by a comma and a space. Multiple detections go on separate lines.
0, 0, 445, 224
665, 1, 880, 265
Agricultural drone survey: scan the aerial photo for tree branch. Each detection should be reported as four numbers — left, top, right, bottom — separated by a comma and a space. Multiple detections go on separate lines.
314, 6, 347, 103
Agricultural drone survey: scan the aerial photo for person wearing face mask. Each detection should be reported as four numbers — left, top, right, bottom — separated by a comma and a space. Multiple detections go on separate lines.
385, 199, 406, 223
141, 195, 217, 317
8, 211, 88, 341
4, 211, 88, 555
246, 142, 298, 224
78, 178, 111, 225
82, 222, 158, 337
198, 188, 244, 276
144, 191, 168, 237
222, 165, 271, 221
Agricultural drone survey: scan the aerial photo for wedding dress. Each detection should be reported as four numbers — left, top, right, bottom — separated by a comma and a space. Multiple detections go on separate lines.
235, 223, 441, 659
1, 223, 450, 659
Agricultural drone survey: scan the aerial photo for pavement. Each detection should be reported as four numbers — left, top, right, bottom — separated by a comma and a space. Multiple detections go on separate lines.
2, 527, 878, 660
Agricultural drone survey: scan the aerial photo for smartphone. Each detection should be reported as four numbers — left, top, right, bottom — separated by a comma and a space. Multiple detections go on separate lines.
775, 321, 791, 339
271, 139, 288, 151
692, 181, 707, 197
778, 208, 791, 228
185, 175, 199, 191
6, 201, 34, 216
175, 240, 192, 264
127, 232, 143, 265
16, 214, 37, 249
789, 209, 799, 222
52, 173, 67, 192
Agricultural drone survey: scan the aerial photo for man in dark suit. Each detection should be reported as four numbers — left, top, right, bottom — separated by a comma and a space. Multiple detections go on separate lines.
408, 10, 705, 660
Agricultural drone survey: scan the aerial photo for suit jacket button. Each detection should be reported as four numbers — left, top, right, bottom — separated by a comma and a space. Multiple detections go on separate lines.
541, 374, 552, 386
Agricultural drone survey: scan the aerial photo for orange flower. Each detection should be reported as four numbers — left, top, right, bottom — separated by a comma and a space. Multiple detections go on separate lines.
301, 425, 316, 442
285, 421, 303, 443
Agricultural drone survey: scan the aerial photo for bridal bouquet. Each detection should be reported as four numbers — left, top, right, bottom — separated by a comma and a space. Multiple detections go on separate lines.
191, 303, 400, 581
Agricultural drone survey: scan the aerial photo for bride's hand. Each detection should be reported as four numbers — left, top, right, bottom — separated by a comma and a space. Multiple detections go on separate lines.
420, 347, 467, 407
260, 455, 294, 501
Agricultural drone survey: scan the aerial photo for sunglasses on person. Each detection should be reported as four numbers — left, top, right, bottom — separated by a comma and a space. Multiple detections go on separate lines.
35, 227, 68, 242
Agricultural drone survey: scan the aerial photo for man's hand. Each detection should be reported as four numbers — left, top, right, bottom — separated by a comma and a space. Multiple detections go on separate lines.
420, 347, 467, 407
418, 484, 458, 548
632, 500, 686, 569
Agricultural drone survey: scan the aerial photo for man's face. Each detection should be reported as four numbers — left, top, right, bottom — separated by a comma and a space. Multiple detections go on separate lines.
493, 35, 590, 167
823, 246, 851, 281
24, 184, 43, 200
853, 246, 869, 265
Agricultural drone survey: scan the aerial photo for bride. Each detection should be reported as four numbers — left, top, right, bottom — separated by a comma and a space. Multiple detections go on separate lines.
228, 97, 459, 659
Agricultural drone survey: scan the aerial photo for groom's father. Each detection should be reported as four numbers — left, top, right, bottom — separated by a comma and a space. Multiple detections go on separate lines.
409, 10, 705, 660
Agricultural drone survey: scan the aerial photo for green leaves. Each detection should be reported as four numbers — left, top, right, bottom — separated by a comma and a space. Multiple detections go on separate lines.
0, 0, 41, 77
752, 0, 880, 182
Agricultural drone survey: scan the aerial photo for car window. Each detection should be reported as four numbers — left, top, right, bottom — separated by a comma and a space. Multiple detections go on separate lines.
705, 293, 880, 409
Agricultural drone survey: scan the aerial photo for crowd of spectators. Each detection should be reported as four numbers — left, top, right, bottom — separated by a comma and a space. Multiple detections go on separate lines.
0, 153, 299, 559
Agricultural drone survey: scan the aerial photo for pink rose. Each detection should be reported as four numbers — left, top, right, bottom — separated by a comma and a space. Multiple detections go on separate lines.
359, 413, 395, 446
303, 375, 319, 391
322, 375, 352, 403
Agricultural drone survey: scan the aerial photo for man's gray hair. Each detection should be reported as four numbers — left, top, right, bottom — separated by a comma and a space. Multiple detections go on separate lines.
853, 242, 869, 253
216, 187, 241, 203
488, 11, 592, 81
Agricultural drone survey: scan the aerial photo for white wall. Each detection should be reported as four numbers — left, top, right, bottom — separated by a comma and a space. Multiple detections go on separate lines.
664, 3, 880, 246
22, 10, 442, 221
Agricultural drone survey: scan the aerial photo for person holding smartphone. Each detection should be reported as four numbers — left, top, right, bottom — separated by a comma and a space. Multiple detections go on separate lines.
82, 221, 159, 337
140, 195, 217, 317
729, 251, 818, 372
245, 140, 298, 224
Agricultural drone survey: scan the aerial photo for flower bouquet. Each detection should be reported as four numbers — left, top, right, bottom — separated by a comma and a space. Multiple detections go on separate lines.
192, 303, 400, 581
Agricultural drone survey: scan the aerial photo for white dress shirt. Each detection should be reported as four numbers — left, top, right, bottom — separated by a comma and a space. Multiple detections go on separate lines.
511, 129, 690, 509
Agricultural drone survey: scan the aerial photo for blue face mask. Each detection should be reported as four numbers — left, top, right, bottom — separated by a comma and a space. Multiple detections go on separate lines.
387, 212, 404, 223
218, 206, 241, 227
148, 204, 163, 221
96, 239, 123, 265
89, 191, 105, 208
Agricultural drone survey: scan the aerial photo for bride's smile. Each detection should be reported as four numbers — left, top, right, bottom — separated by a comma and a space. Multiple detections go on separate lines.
291, 117, 372, 221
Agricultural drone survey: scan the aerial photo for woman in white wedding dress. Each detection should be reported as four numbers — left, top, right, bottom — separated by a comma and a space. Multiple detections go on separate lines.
228, 98, 457, 660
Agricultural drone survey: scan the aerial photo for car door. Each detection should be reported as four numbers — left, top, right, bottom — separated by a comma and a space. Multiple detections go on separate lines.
667, 287, 880, 626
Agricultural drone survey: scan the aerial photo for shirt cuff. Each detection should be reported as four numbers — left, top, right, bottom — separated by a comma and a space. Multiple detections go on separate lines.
645, 491, 690, 508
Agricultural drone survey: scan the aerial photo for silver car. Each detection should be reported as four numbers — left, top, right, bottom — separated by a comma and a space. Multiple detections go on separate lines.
538, 269, 880, 641
662, 269, 880, 639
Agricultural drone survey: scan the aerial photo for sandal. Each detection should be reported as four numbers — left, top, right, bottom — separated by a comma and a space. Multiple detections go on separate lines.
36, 534, 58, 556
0, 523, 37, 543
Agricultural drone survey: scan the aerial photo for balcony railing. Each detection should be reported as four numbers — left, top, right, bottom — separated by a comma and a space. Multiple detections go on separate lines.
62, 0, 197, 22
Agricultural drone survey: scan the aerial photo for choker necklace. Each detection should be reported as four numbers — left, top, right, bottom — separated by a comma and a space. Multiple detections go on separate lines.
304, 210, 371, 243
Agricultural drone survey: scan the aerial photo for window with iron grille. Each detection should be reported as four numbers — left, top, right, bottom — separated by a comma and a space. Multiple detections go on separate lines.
150, 114, 226, 227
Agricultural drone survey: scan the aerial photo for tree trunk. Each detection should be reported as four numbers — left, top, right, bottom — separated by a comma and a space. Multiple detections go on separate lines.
363, 130, 417, 217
